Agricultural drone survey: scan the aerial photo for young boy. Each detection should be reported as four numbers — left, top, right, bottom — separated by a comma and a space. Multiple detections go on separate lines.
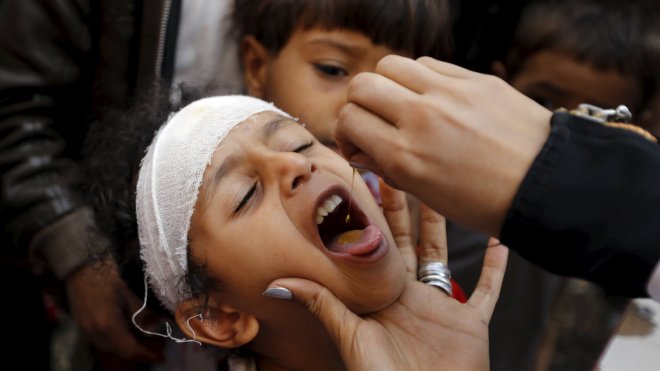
493, 0, 660, 130
138, 95, 407, 370
231, 0, 453, 152
84, 94, 507, 370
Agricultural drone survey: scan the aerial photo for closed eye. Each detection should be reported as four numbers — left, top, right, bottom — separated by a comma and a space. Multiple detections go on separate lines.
235, 182, 257, 212
293, 141, 314, 153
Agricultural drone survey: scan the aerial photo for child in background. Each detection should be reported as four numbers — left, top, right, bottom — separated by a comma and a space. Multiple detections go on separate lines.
231, 0, 453, 153
639, 27, 660, 134
493, 0, 660, 131
491, 0, 660, 367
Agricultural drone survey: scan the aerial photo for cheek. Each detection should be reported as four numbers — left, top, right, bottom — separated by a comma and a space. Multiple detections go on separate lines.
213, 226, 330, 283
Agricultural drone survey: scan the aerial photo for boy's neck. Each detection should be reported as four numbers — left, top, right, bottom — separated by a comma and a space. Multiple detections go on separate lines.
249, 306, 345, 371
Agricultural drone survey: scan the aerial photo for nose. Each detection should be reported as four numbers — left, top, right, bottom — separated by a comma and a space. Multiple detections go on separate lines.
269, 152, 316, 196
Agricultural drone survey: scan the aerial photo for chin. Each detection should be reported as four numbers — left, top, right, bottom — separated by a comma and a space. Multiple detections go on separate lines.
344, 263, 407, 315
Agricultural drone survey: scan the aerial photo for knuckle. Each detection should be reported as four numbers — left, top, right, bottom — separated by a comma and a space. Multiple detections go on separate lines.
394, 235, 413, 250
421, 211, 442, 224
382, 196, 406, 213
416, 55, 432, 63
375, 54, 399, 72
389, 151, 413, 175
347, 73, 371, 97
478, 277, 494, 294
483, 73, 505, 88
307, 286, 328, 316
92, 317, 112, 332
336, 106, 351, 129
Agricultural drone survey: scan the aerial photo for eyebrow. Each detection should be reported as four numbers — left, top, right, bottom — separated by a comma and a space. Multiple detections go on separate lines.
260, 117, 290, 141
307, 37, 366, 58
200, 116, 293, 210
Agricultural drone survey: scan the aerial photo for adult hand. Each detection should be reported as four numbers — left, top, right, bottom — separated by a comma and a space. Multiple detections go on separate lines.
266, 182, 508, 370
335, 55, 553, 236
65, 255, 164, 362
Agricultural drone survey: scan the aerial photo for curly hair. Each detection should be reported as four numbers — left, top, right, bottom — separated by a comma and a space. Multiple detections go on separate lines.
80, 85, 219, 312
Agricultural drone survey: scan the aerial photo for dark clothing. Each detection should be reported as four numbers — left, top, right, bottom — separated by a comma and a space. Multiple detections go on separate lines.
0, 1, 180, 369
0, 0, 179, 277
502, 112, 660, 297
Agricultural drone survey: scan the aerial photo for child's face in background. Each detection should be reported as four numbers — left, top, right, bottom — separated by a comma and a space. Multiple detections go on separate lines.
508, 50, 642, 113
189, 111, 406, 318
243, 28, 399, 152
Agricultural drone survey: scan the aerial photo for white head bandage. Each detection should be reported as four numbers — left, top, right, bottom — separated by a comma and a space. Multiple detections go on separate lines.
136, 95, 290, 311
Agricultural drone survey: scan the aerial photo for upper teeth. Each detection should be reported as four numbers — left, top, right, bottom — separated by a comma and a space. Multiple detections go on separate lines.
316, 194, 343, 225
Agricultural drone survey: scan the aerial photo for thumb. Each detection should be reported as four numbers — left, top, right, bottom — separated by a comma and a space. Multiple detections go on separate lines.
264, 278, 362, 353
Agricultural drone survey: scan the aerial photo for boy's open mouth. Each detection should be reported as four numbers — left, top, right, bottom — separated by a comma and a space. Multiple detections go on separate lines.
315, 191, 382, 256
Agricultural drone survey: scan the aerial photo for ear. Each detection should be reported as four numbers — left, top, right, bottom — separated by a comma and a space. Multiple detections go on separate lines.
491, 60, 508, 81
175, 297, 260, 349
241, 35, 270, 98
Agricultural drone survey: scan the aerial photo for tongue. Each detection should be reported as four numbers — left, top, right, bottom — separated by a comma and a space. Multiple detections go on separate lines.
326, 225, 382, 255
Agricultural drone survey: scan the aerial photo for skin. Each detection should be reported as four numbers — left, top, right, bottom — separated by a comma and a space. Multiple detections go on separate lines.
180, 111, 407, 371
506, 50, 642, 113
66, 256, 164, 362
242, 27, 400, 152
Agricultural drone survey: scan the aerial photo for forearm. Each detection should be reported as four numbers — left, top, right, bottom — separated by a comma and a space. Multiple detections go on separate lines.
0, 97, 107, 277
0, 97, 80, 246
0, 0, 108, 277
30, 207, 110, 279
501, 112, 660, 297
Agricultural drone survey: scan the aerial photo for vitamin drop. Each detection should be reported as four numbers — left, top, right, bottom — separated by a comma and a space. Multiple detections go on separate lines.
346, 168, 356, 223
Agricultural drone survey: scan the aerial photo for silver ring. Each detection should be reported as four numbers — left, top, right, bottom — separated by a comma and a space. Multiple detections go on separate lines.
417, 261, 452, 297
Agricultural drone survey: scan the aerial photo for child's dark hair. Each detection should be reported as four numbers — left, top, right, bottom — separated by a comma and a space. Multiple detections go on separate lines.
232, 0, 455, 61
81, 85, 219, 313
506, 0, 660, 110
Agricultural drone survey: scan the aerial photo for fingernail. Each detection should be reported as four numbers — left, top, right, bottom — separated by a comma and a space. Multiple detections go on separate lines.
262, 286, 293, 300
487, 238, 501, 247
349, 161, 367, 170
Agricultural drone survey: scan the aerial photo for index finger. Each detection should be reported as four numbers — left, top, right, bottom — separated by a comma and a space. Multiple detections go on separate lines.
379, 178, 416, 279
375, 55, 464, 94
335, 100, 397, 169
345, 70, 420, 127
335, 71, 418, 170
415, 56, 474, 79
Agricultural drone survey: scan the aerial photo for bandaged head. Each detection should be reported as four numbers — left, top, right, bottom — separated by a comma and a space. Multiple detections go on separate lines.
136, 95, 290, 311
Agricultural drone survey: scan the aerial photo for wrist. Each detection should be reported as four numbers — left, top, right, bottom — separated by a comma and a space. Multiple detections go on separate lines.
29, 207, 110, 279
492, 106, 552, 234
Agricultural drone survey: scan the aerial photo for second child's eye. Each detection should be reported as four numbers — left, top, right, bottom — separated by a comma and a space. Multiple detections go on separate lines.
314, 63, 348, 78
